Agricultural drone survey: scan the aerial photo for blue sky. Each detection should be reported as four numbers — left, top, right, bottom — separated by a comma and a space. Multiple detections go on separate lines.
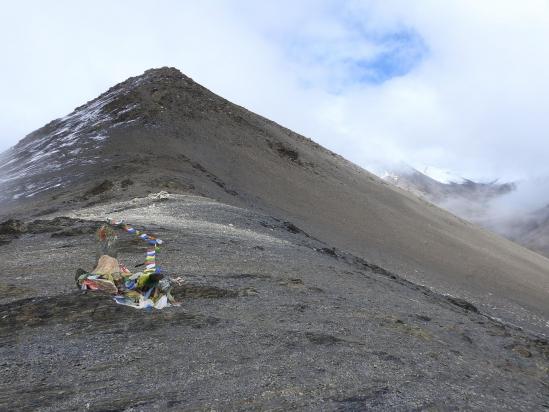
286, 25, 427, 90
353, 30, 427, 84
1, 1, 549, 194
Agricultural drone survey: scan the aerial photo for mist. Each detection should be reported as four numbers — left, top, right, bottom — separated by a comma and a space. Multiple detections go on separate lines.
418, 176, 549, 252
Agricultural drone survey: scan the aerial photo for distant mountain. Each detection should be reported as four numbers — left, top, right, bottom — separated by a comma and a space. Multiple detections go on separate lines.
381, 165, 549, 259
383, 165, 514, 202
382, 165, 515, 221
418, 165, 467, 184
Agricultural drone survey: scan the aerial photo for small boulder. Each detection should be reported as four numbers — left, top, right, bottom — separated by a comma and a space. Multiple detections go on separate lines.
0, 219, 27, 235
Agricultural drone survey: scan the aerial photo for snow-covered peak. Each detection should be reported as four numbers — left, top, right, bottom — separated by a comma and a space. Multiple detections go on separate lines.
417, 166, 466, 184
377, 163, 461, 184
376, 162, 416, 181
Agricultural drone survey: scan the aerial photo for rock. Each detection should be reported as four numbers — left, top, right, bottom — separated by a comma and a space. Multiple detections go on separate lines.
85, 180, 114, 197
148, 191, 171, 201
0, 219, 27, 234
121, 179, 134, 188
512, 346, 532, 358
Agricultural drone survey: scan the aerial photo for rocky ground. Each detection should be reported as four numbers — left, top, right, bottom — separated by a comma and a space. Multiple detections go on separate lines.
1, 193, 548, 410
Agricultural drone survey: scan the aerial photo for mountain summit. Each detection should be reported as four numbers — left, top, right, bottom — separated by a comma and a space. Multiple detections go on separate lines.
0, 67, 224, 204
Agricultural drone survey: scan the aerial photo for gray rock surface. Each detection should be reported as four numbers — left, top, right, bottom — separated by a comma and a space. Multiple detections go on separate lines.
1, 195, 548, 410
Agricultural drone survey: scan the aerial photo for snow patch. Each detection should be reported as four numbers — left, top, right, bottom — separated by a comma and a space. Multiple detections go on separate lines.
0, 88, 137, 189
418, 166, 466, 184
89, 134, 107, 141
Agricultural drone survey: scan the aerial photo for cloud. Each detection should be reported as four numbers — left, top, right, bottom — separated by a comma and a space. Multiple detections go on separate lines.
332, 1, 549, 182
1, 0, 549, 190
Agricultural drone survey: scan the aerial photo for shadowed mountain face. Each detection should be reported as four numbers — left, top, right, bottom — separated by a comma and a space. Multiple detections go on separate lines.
1, 67, 548, 409
1, 67, 548, 330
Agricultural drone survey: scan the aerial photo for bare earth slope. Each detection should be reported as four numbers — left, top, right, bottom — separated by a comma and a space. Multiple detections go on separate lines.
0, 67, 548, 333
1, 194, 548, 410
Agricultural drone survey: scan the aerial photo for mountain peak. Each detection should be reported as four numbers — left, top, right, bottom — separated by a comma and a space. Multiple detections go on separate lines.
105, 66, 229, 123
0, 67, 249, 206
116, 66, 193, 96
142, 66, 186, 80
